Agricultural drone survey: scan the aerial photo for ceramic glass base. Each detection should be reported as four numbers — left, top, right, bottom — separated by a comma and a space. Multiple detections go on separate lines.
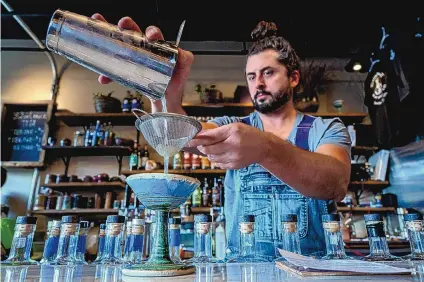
122, 263, 195, 277
1, 258, 39, 266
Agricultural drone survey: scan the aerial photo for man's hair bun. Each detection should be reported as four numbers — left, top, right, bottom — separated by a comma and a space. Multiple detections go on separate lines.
251, 21, 278, 41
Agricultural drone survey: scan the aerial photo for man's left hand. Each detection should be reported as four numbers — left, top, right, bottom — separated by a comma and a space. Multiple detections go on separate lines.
187, 123, 268, 169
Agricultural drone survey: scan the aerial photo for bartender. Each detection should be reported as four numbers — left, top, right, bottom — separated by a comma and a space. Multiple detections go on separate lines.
93, 15, 351, 259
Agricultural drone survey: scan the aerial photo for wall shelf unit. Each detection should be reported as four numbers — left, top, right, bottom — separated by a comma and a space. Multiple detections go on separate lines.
42, 145, 132, 175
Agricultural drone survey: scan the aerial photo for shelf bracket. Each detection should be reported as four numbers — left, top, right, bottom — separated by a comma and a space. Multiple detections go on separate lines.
354, 188, 364, 204
116, 155, 123, 175
60, 156, 72, 176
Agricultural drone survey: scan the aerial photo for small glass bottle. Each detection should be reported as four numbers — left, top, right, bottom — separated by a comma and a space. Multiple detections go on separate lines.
51, 215, 80, 265
321, 214, 350, 259
102, 215, 125, 265
362, 213, 403, 261
3, 216, 38, 265
168, 217, 182, 263
122, 220, 133, 262
72, 221, 89, 264
214, 207, 227, 263
191, 214, 214, 263
274, 214, 301, 260
40, 220, 61, 264
129, 218, 145, 263
93, 223, 106, 264
403, 213, 424, 260
227, 215, 268, 263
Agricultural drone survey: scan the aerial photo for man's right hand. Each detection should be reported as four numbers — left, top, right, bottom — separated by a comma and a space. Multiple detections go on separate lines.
91, 14, 194, 114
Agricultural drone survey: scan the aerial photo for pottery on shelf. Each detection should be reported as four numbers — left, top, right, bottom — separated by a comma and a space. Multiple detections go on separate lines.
332, 99, 344, 112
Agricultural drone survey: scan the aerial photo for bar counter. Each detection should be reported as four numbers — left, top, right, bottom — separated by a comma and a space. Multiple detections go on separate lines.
1, 262, 423, 282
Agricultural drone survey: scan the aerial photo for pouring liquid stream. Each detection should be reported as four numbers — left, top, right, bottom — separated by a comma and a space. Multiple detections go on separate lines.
161, 97, 169, 175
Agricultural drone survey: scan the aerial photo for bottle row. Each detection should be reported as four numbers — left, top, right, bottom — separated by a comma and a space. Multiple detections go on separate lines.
33, 191, 125, 211
3, 212, 423, 266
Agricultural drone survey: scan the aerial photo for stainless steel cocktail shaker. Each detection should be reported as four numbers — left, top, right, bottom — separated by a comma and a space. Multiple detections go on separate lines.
46, 9, 179, 101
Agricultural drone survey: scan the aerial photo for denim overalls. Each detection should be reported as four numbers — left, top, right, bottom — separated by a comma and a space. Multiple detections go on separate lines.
224, 112, 328, 261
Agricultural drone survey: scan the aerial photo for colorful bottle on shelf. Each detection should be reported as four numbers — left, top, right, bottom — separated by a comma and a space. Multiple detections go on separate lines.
321, 214, 350, 259
274, 214, 301, 259
227, 215, 268, 263
168, 217, 182, 263
362, 214, 403, 261
51, 216, 80, 265
93, 223, 106, 264
129, 218, 145, 263
192, 185, 202, 208
403, 213, 424, 260
40, 220, 61, 264
2, 216, 38, 265
102, 215, 125, 265
72, 221, 89, 265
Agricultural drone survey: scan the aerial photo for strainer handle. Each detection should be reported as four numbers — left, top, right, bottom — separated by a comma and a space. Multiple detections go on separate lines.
132, 108, 153, 123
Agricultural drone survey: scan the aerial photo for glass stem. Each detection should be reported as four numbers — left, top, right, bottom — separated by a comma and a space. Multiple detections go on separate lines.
147, 210, 172, 264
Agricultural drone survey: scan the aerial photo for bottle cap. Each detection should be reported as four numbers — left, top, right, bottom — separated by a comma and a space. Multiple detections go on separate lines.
80, 221, 89, 228
322, 214, 340, 222
239, 215, 255, 223
16, 216, 38, 224
194, 214, 211, 223
281, 214, 297, 223
52, 220, 61, 228
107, 215, 126, 223
404, 213, 423, 221
169, 217, 181, 225
364, 214, 382, 222
132, 218, 145, 225
62, 215, 79, 223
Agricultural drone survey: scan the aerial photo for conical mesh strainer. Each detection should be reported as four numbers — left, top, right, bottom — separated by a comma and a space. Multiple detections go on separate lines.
134, 111, 202, 157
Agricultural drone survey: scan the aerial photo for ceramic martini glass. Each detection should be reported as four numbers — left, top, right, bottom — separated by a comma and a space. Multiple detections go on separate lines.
122, 173, 200, 278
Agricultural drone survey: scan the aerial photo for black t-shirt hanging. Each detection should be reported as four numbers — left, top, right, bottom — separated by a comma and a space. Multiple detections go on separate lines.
364, 49, 401, 149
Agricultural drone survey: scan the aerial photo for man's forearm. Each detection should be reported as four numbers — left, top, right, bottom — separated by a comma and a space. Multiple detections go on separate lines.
258, 133, 349, 201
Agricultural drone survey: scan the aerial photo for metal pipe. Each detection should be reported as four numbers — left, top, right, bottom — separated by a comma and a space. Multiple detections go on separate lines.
1, 12, 51, 17
1, 0, 58, 100
26, 168, 39, 216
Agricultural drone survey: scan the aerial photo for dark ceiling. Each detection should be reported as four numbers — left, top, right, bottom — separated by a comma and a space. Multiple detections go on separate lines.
1, 1, 422, 58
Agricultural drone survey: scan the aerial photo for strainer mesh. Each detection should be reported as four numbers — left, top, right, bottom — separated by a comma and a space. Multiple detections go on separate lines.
135, 113, 202, 157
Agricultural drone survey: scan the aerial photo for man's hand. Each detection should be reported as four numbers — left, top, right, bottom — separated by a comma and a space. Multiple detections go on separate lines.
91, 14, 194, 114
187, 123, 269, 169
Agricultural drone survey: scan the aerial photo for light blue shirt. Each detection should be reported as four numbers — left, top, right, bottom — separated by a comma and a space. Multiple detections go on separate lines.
209, 110, 351, 260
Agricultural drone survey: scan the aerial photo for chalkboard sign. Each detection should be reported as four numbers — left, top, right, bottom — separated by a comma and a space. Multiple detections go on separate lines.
1, 101, 54, 167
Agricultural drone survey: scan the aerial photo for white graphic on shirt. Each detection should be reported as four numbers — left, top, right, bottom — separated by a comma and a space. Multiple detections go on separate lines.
370, 72, 388, 105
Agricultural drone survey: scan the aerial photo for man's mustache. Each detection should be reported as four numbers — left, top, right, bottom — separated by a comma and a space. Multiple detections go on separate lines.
254, 90, 272, 100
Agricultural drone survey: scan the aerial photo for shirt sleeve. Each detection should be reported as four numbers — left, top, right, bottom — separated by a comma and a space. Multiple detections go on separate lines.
313, 118, 352, 158
208, 115, 242, 127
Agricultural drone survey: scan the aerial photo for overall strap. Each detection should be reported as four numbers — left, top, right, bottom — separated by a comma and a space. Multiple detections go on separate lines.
295, 114, 336, 213
295, 115, 316, 151
240, 116, 252, 126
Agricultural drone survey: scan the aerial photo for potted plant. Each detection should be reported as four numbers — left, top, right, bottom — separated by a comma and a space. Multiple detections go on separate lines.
293, 60, 333, 113
93, 91, 122, 113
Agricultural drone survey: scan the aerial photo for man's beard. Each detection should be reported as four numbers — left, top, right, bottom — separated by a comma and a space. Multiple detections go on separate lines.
251, 88, 292, 114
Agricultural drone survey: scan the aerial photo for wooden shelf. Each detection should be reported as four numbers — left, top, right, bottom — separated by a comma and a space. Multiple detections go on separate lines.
182, 103, 367, 124
121, 169, 227, 176
42, 182, 125, 192
42, 146, 132, 157
337, 207, 395, 212
55, 110, 137, 126
31, 208, 119, 215
344, 240, 410, 249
